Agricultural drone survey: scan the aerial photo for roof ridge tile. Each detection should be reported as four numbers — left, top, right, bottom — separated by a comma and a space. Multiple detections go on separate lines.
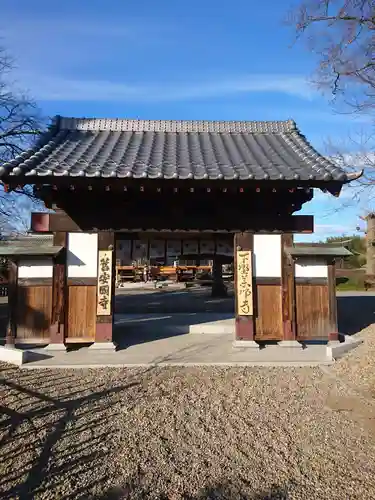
58, 117, 297, 134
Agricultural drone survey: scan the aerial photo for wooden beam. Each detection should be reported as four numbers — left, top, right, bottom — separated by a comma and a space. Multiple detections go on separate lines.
281, 234, 297, 341
35, 210, 314, 234
6, 260, 18, 346
95, 231, 115, 343
52, 210, 81, 232
327, 259, 339, 341
28, 176, 345, 191
50, 232, 67, 345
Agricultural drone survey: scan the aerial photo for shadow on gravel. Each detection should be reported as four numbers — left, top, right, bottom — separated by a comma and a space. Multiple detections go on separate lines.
0, 366, 149, 500
1, 362, 294, 500
94, 482, 290, 499
338, 295, 375, 335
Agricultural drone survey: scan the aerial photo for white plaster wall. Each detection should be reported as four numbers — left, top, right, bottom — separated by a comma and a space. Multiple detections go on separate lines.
253, 234, 282, 277
18, 259, 53, 279
67, 233, 98, 278
295, 260, 328, 278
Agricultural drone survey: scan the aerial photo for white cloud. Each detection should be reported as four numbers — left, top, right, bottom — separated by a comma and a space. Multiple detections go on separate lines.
1, 16, 170, 45
0, 14, 175, 73
14, 72, 313, 102
1, 18, 134, 40
0, 8, 315, 103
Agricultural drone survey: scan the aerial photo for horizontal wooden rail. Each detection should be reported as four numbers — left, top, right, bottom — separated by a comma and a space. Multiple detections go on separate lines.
31, 211, 314, 234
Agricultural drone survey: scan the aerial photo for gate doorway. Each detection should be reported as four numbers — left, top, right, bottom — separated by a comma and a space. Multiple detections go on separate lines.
113, 232, 235, 347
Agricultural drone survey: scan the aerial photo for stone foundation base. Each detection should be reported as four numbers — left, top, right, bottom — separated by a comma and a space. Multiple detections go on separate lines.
45, 343, 67, 351
88, 342, 117, 351
232, 340, 259, 349
277, 340, 303, 349
0, 345, 28, 366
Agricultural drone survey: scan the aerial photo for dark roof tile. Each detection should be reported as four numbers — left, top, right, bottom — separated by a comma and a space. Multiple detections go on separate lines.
286, 246, 352, 257
0, 116, 351, 182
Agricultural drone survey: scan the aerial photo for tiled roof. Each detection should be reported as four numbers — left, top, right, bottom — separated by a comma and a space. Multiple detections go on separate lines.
0, 116, 350, 182
0, 234, 54, 246
0, 245, 62, 256
287, 246, 352, 257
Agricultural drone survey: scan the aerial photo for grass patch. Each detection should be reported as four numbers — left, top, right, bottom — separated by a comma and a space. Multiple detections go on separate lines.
337, 282, 365, 291
336, 276, 365, 291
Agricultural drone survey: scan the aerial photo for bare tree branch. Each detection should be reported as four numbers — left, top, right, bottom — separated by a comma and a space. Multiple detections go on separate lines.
288, 0, 375, 213
0, 47, 42, 163
0, 46, 46, 235
322, 129, 375, 211
288, 0, 375, 115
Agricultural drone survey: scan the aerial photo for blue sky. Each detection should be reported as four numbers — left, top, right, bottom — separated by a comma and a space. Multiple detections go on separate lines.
1, 0, 371, 239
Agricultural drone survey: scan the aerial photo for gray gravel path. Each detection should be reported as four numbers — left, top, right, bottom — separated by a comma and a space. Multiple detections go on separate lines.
2, 334, 375, 500
2, 293, 375, 498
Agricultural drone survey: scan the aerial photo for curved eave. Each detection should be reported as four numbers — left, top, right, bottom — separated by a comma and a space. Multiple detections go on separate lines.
318, 169, 364, 197
0, 175, 349, 190
345, 170, 364, 183
0, 165, 350, 183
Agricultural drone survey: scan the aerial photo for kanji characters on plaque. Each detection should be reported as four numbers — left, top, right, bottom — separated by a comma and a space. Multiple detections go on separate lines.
236, 250, 253, 316
97, 250, 112, 315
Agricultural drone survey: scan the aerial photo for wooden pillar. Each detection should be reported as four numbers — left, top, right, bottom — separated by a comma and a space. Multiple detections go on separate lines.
5, 260, 18, 346
93, 231, 116, 348
211, 256, 227, 297
280, 234, 297, 344
233, 232, 257, 346
49, 232, 67, 349
327, 259, 339, 342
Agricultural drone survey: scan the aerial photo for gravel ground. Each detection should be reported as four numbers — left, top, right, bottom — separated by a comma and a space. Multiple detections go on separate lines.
332, 325, 375, 398
2, 331, 375, 500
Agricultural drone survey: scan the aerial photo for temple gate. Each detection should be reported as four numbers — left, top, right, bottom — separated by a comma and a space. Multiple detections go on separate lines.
0, 116, 361, 350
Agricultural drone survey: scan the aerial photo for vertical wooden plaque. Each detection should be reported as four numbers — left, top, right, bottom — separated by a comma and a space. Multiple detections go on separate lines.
97, 250, 112, 316
236, 249, 253, 316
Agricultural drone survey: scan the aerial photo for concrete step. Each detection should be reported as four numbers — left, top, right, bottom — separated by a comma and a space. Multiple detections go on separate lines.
21, 340, 335, 368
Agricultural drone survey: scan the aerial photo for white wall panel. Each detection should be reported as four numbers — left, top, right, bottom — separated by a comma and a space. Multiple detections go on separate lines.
253, 235, 282, 277
67, 233, 98, 278
18, 259, 53, 279
295, 259, 328, 278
